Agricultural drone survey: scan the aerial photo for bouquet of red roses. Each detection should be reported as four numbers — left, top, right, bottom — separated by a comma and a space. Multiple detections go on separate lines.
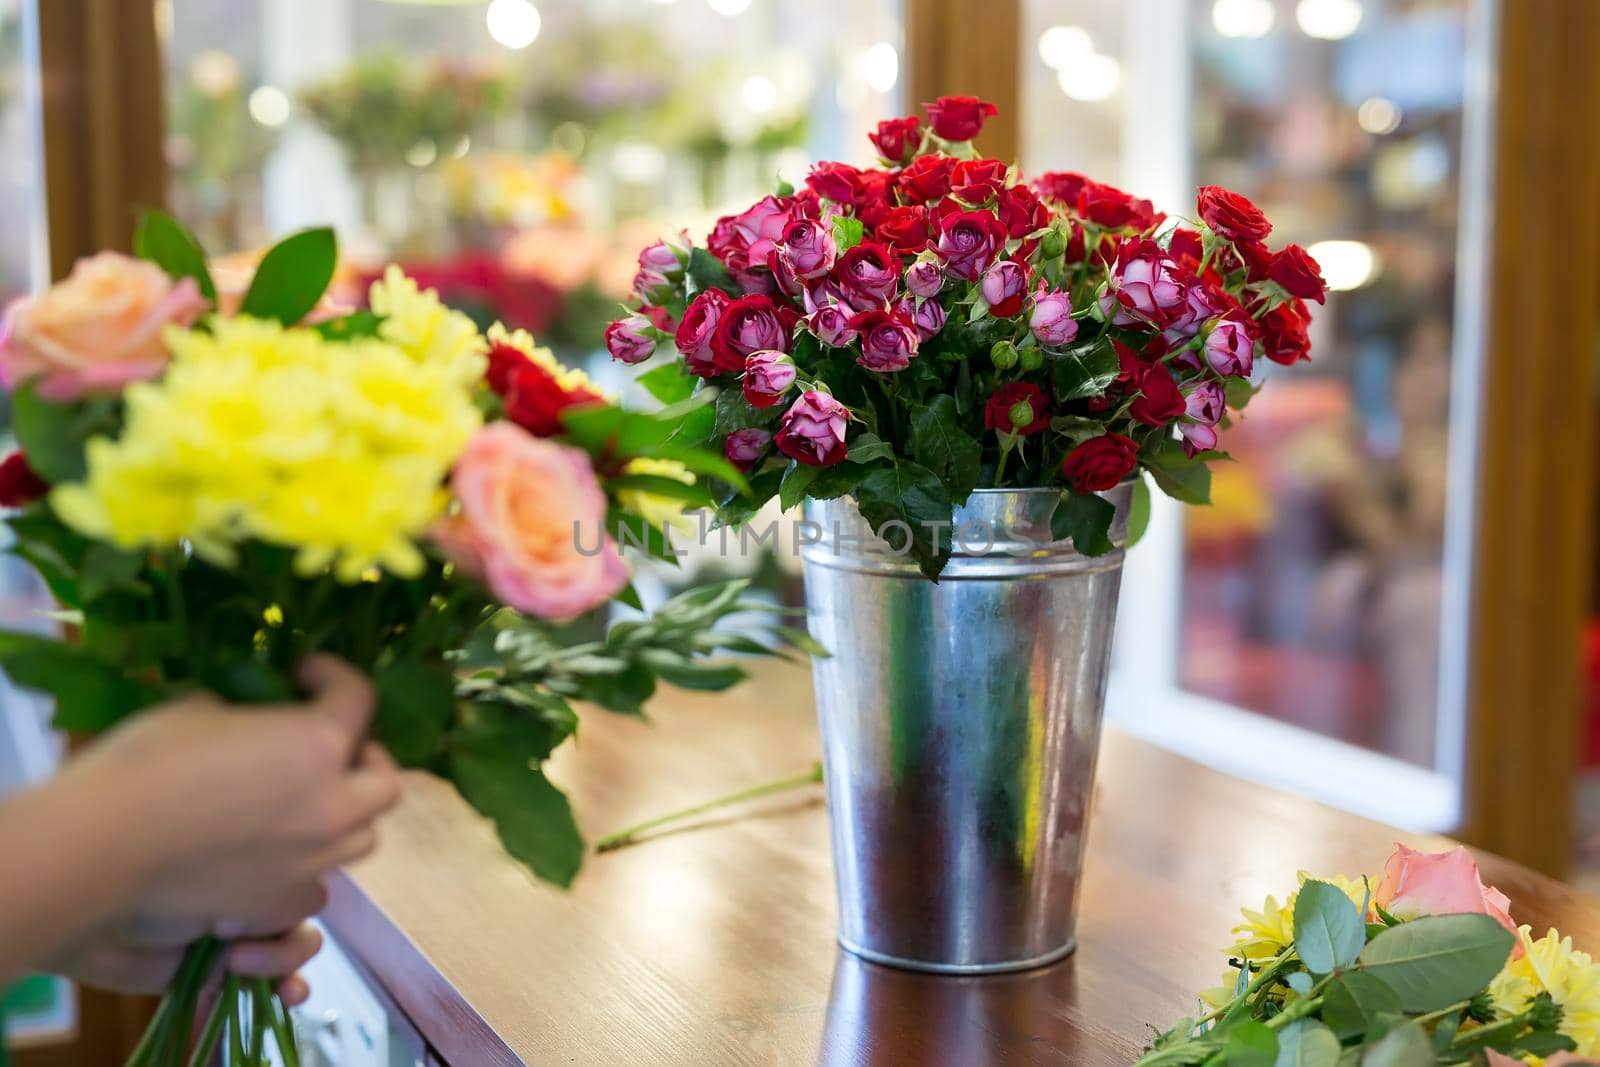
603, 96, 1329, 576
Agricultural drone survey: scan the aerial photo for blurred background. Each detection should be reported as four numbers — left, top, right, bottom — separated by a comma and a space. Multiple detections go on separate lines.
1, 0, 1597, 1059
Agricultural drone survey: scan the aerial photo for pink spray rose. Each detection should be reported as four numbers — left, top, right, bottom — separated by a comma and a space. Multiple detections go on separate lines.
742, 349, 797, 408
710, 294, 789, 373
1203, 317, 1255, 377
1099, 239, 1188, 330
775, 389, 849, 467
806, 300, 859, 348
1030, 289, 1079, 348
0, 252, 207, 400
834, 243, 899, 310
723, 428, 772, 471
776, 217, 837, 280
604, 315, 656, 365
675, 289, 729, 377
905, 258, 945, 299
1180, 379, 1225, 456
980, 260, 1029, 318
1373, 844, 1518, 941
434, 423, 628, 621
848, 309, 919, 373
893, 295, 946, 342
934, 209, 1006, 281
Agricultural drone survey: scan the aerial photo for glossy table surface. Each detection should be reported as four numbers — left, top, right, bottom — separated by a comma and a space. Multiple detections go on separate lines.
326, 662, 1600, 1066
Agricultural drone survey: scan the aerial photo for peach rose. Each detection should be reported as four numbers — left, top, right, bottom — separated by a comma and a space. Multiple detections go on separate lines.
1374, 843, 1518, 938
0, 252, 207, 400
434, 422, 627, 620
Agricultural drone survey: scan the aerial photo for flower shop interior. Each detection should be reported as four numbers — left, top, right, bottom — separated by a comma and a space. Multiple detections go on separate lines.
1, 0, 1598, 1064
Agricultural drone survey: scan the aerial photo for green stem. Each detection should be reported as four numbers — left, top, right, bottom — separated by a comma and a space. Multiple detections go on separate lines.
255, 977, 301, 1067
185, 991, 230, 1067
1447, 1010, 1534, 1053
124, 987, 177, 1067
1413, 999, 1471, 1028
224, 976, 245, 1066
1194, 947, 1296, 1028
596, 762, 823, 852
247, 979, 267, 1064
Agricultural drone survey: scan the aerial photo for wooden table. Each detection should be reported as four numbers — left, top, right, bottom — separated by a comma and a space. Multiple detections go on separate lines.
326, 662, 1600, 1066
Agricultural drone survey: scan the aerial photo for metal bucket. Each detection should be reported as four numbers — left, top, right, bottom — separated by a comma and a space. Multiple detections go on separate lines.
800, 484, 1133, 974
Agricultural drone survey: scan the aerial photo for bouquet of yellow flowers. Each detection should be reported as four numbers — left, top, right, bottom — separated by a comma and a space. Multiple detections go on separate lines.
1141, 845, 1600, 1066
0, 214, 798, 1065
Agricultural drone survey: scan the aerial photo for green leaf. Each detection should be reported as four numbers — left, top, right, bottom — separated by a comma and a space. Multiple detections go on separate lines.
1143, 436, 1212, 506
449, 744, 584, 887
807, 462, 870, 501
638, 648, 748, 691
779, 461, 819, 511
637, 363, 697, 404
314, 310, 382, 340
373, 659, 458, 766
0, 630, 157, 732
12, 387, 119, 485
1294, 880, 1367, 974
238, 228, 337, 325
7, 507, 93, 607
1050, 491, 1116, 556
686, 246, 739, 298
774, 625, 830, 658
608, 473, 716, 507
845, 432, 896, 466
1273, 1021, 1341, 1067
1321, 971, 1403, 1042
1355, 914, 1514, 1013
1126, 474, 1152, 549
1048, 413, 1107, 442
1052, 336, 1119, 400
1222, 1021, 1278, 1067
1359, 1022, 1434, 1067
909, 396, 982, 502
853, 461, 954, 580
1285, 971, 1315, 997
713, 386, 780, 436
134, 209, 217, 303
832, 215, 865, 253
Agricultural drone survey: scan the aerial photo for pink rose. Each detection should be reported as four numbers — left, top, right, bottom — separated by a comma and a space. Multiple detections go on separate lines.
776, 390, 849, 467
1203, 317, 1254, 377
834, 243, 899, 310
434, 423, 628, 621
630, 268, 673, 307
1184, 380, 1225, 425
1164, 282, 1228, 344
892, 295, 946, 342
776, 217, 837, 280
1374, 844, 1518, 941
934, 209, 1006, 281
742, 349, 797, 408
1179, 422, 1218, 458
638, 234, 690, 276
711, 295, 790, 373
605, 315, 656, 365
980, 260, 1028, 317
905, 258, 944, 299
1098, 239, 1188, 329
1030, 289, 1078, 348
718, 194, 798, 270
723, 428, 771, 471
0, 252, 207, 400
807, 301, 858, 348
848, 309, 919, 373
675, 289, 729, 377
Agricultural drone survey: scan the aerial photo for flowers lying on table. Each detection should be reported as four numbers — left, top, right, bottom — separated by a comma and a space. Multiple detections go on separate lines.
0, 213, 801, 1066
1140, 844, 1600, 1065
604, 96, 1329, 577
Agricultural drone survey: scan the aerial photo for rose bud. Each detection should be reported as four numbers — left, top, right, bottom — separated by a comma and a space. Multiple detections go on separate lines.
742, 349, 798, 408
905, 257, 945, 299
983, 382, 1049, 436
1203, 317, 1254, 377
675, 289, 730, 377
924, 95, 999, 142
605, 315, 656, 365
777, 216, 837, 280
1019, 346, 1044, 372
1129, 363, 1186, 427
724, 428, 772, 472
892, 295, 946, 342
869, 115, 922, 166
1179, 421, 1219, 458
1039, 225, 1068, 259
1196, 185, 1272, 244
638, 234, 691, 277
990, 340, 1018, 371
0, 450, 48, 508
1030, 290, 1079, 348
980, 260, 1029, 318
1099, 238, 1188, 329
630, 267, 673, 307
835, 242, 899, 310
807, 302, 859, 348
935, 209, 1007, 281
775, 389, 850, 467
711, 294, 790, 373
847, 308, 920, 372
1061, 433, 1139, 493
1184, 379, 1226, 425
1269, 244, 1328, 304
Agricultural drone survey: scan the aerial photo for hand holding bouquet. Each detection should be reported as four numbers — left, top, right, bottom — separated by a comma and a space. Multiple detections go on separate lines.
0, 215, 794, 1064
604, 97, 1329, 576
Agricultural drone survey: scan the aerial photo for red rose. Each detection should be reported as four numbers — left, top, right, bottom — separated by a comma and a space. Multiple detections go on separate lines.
1167, 227, 1204, 273
1061, 434, 1138, 493
675, 289, 730, 377
924, 95, 999, 141
1080, 180, 1159, 230
996, 184, 1048, 239
1129, 363, 1186, 427
0, 451, 48, 507
897, 154, 956, 202
1259, 298, 1313, 364
874, 205, 932, 257
1197, 185, 1272, 244
1034, 171, 1088, 206
834, 242, 899, 309
503, 361, 605, 438
949, 158, 1009, 202
847, 308, 920, 372
807, 161, 862, 206
854, 170, 897, 229
983, 382, 1050, 436
869, 115, 922, 166
711, 295, 789, 373
1269, 244, 1328, 304
934, 208, 1007, 281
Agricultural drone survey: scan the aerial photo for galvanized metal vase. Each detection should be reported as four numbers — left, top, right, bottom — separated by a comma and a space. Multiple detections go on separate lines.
800, 484, 1134, 974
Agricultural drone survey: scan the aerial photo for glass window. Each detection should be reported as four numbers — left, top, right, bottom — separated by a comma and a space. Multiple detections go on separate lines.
1021, 0, 1484, 827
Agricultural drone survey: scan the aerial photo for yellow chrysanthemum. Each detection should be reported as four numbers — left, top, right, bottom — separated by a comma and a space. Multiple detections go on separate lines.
369, 265, 488, 383
617, 457, 696, 531
1490, 927, 1600, 1057
487, 321, 608, 400
1225, 872, 1372, 961
52, 316, 482, 581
